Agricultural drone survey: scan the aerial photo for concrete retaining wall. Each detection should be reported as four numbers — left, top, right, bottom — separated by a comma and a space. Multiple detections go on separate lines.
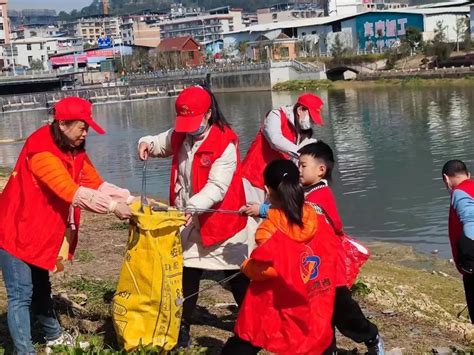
211, 70, 271, 92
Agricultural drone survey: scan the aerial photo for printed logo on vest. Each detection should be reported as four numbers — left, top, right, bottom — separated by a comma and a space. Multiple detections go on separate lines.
200, 154, 212, 167
300, 245, 321, 284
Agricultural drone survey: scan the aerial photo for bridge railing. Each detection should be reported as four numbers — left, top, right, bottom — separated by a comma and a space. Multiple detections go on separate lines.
128, 62, 271, 80
0, 68, 84, 80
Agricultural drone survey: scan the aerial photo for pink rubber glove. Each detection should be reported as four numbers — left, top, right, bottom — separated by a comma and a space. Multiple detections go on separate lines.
98, 182, 135, 204
113, 202, 132, 220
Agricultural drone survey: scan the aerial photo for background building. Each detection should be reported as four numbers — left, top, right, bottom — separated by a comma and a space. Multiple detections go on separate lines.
120, 17, 161, 47
70, 17, 122, 45
257, 3, 324, 24
8, 8, 57, 28
0, 0, 10, 44
3, 37, 51, 69
159, 7, 244, 44
23, 25, 60, 39
156, 36, 204, 67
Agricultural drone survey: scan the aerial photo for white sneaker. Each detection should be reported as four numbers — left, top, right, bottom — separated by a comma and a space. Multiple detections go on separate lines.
45, 331, 76, 354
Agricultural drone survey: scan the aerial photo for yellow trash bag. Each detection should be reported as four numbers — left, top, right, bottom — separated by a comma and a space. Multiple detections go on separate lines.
112, 202, 187, 351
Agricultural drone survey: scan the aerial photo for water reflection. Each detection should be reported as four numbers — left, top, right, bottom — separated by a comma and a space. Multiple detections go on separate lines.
1, 86, 474, 256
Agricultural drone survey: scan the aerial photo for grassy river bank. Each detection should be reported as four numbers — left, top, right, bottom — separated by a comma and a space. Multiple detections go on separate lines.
272, 77, 474, 91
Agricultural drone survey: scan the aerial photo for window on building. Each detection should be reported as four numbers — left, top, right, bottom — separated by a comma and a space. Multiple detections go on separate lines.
0, 24, 3, 30
82, 29, 87, 34
40, 43, 44, 50
312, 31, 317, 34
332, 22, 342, 33
28, 56, 33, 63
280, 47, 289, 58
41, 55, 45, 61
187, 51, 195, 60
0, 39, 4, 44
27, 44, 32, 50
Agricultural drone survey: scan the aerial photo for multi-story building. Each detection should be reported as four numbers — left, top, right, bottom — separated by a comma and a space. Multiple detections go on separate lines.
326, 0, 408, 16
23, 25, 60, 38
0, 0, 10, 45
72, 17, 122, 45
242, 12, 258, 27
120, 17, 161, 47
3, 37, 50, 69
159, 7, 244, 44
8, 9, 57, 29
48, 37, 84, 56
3, 36, 84, 69
257, 3, 324, 24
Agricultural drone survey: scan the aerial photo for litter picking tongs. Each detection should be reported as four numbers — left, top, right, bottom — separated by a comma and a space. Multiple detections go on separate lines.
139, 159, 148, 213
175, 271, 242, 306
151, 204, 242, 215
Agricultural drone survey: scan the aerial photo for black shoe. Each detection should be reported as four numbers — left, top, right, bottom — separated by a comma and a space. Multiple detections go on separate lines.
365, 335, 384, 355
176, 321, 192, 349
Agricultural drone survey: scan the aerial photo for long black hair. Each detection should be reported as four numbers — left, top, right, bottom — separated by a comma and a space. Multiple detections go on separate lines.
200, 84, 230, 131
264, 159, 305, 227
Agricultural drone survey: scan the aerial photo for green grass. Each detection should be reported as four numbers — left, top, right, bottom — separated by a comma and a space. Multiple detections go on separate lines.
75, 250, 95, 263
272, 79, 333, 91
108, 222, 129, 231
67, 278, 116, 302
351, 280, 371, 297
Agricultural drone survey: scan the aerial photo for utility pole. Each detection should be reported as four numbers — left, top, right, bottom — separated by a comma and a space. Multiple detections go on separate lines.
9, 41, 16, 76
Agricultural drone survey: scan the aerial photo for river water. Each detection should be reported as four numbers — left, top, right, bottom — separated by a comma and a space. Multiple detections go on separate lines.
1, 85, 474, 257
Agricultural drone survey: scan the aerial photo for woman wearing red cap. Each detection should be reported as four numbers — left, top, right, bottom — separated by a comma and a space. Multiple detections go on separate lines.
138, 85, 251, 348
241, 93, 324, 207
0, 97, 135, 354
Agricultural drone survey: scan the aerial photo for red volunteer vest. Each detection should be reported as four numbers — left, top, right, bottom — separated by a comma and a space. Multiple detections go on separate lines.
169, 125, 247, 247
0, 125, 85, 270
241, 109, 296, 189
235, 213, 337, 354
449, 179, 474, 274
306, 187, 347, 288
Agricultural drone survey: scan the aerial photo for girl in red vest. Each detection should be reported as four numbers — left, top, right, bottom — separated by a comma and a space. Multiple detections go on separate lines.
137, 86, 250, 348
241, 93, 324, 205
241, 142, 383, 354
0, 97, 134, 354
222, 159, 339, 355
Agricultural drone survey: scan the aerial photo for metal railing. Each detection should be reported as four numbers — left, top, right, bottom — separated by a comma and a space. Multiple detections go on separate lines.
128, 62, 270, 80
0, 68, 84, 79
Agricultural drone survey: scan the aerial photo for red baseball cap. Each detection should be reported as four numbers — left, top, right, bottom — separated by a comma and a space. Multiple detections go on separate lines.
175, 86, 212, 133
54, 97, 105, 135
297, 93, 324, 125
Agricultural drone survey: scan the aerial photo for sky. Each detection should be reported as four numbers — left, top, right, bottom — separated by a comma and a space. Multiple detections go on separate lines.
9, 0, 92, 12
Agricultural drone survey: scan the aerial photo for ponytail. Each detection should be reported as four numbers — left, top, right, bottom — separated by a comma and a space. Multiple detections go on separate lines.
264, 159, 305, 227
